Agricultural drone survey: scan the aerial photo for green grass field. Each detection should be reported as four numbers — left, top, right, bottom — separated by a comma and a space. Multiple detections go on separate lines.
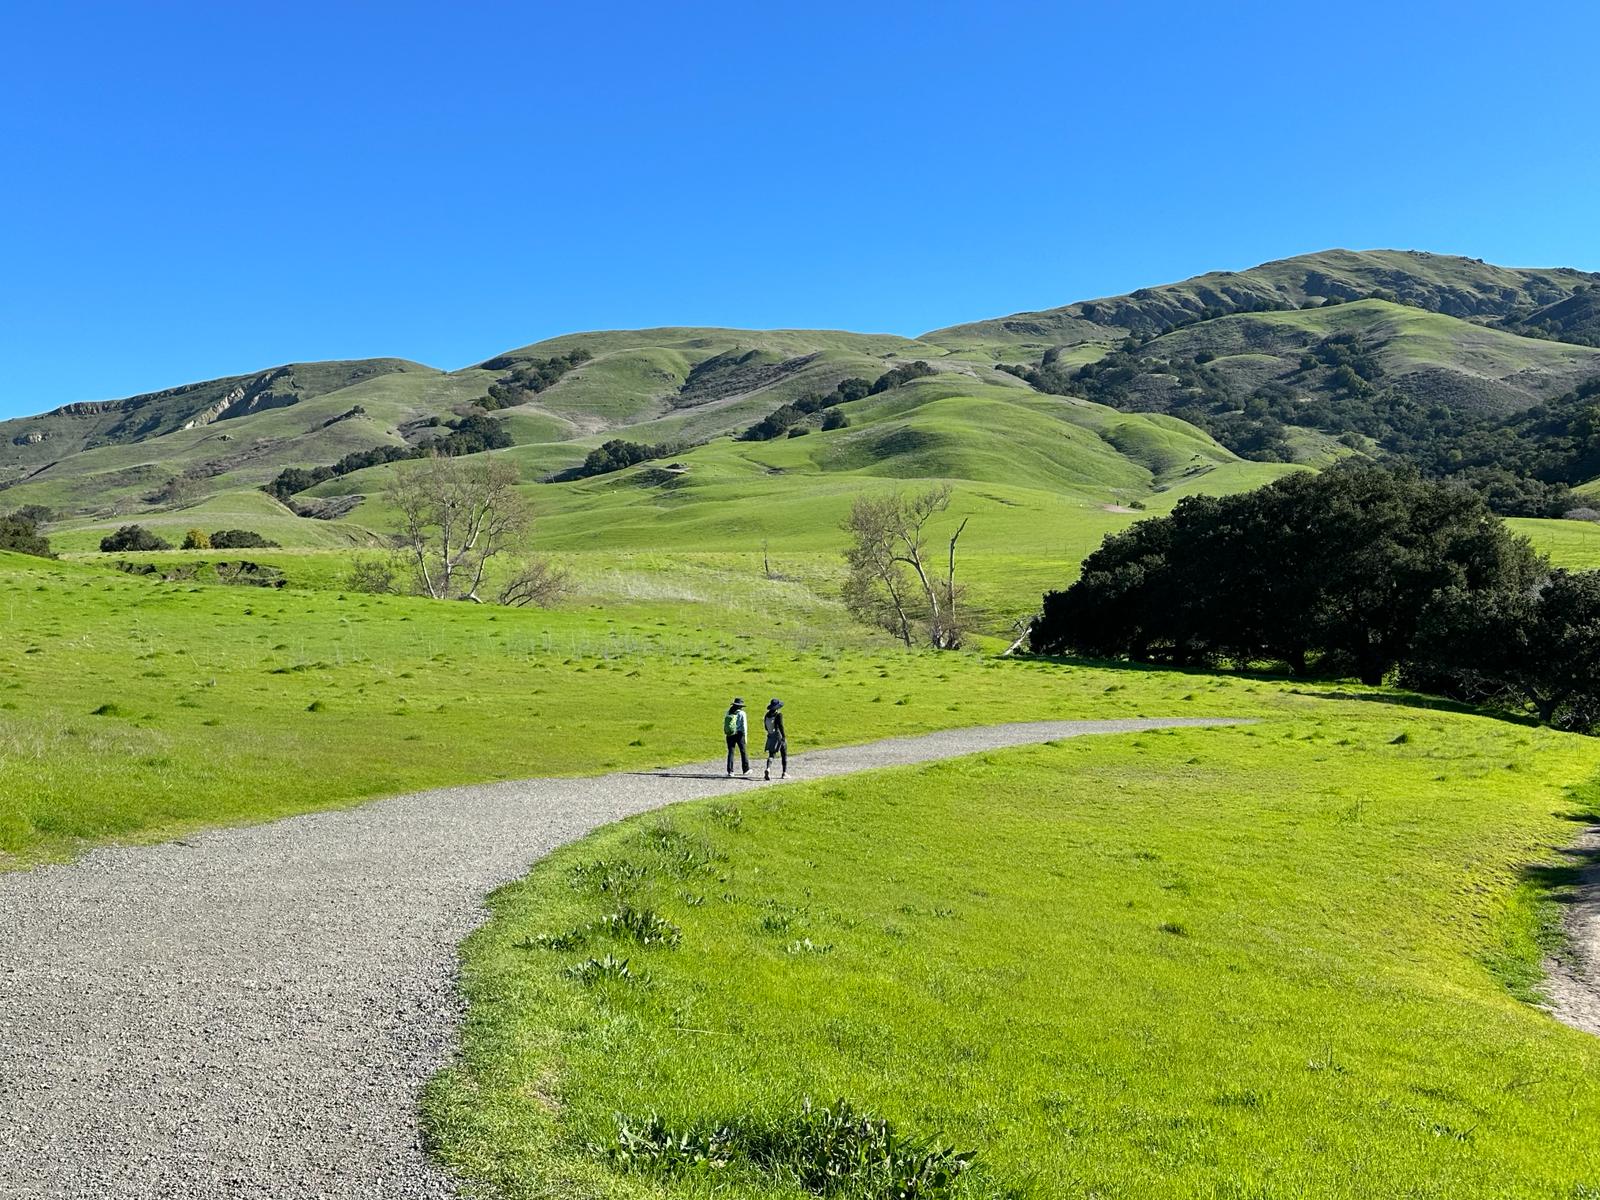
0, 547, 1271, 866
427, 698, 1600, 1199
7, 342, 1600, 1199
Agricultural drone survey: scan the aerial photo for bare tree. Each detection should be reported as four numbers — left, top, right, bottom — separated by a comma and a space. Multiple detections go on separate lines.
842, 485, 967, 649
498, 557, 569, 608
387, 453, 528, 602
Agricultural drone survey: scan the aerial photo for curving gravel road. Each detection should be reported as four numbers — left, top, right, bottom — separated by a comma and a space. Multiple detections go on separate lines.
0, 718, 1245, 1199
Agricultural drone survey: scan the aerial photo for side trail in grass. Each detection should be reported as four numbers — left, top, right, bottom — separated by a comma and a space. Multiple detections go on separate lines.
1546, 825, 1600, 1036
0, 717, 1242, 1200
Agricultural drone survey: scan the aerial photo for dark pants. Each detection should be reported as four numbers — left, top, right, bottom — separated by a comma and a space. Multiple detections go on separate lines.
765, 737, 787, 773
726, 732, 749, 774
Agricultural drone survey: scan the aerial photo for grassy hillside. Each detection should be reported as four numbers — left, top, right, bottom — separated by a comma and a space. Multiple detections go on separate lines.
0, 359, 427, 479
431, 707, 1600, 1198
925, 249, 1600, 358
6, 250, 1600, 534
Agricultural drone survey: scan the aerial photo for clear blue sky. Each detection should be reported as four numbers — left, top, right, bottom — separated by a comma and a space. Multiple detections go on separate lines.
4, 1, 1598, 416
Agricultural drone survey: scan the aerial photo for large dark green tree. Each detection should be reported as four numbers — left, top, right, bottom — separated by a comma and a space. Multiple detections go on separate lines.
1408, 570, 1600, 730
1031, 465, 1542, 686
0, 514, 54, 559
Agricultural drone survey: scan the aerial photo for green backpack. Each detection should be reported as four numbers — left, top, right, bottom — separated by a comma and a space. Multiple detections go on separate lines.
723, 710, 742, 735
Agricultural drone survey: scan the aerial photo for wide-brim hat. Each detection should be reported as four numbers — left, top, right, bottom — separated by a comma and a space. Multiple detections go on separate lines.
768, 698, 783, 709
731, 697, 745, 707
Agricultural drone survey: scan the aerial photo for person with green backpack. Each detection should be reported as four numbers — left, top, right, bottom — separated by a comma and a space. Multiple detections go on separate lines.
723, 697, 750, 777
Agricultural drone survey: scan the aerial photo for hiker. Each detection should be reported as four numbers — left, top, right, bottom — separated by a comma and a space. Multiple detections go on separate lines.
763, 698, 787, 781
724, 697, 750, 777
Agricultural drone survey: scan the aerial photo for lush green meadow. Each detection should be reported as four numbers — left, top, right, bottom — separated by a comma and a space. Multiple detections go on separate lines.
428, 702, 1600, 1199
0, 548, 1265, 865
8, 359, 1600, 1200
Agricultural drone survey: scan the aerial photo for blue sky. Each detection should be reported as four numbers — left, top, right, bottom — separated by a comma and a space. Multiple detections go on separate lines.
3, 0, 1598, 415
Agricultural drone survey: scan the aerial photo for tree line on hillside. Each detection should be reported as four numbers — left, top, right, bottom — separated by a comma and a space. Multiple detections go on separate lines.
477, 349, 592, 410
574, 438, 685, 479
98, 526, 280, 552
740, 362, 934, 442
1029, 465, 1600, 730
264, 414, 514, 501
1000, 333, 1600, 517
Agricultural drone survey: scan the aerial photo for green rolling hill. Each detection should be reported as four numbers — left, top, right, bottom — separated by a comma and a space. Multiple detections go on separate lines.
6, 249, 1600, 568
924, 248, 1600, 357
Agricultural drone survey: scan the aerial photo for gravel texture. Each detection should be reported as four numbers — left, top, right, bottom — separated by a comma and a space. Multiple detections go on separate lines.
0, 718, 1244, 1198
1544, 824, 1600, 1038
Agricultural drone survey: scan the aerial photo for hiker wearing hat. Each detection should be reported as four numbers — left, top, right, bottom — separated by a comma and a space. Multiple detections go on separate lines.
763, 698, 787, 781
724, 697, 750, 777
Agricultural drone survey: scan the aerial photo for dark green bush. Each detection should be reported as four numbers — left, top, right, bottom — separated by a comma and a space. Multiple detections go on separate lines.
0, 515, 53, 558
210, 529, 280, 549
99, 525, 171, 553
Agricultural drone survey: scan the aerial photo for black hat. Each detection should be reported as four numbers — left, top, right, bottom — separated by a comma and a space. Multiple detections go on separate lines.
767, 698, 783, 710
731, 697, 745, 708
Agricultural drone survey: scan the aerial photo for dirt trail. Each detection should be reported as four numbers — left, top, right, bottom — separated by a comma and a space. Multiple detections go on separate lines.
0, 717, 1244, 1199
1544, 825, 1600, 1036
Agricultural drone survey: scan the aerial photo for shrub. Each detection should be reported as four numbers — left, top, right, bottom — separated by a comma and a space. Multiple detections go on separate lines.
181, 528, 211, 550
344, 553, 402, 595
210, 529, 280, 549
821, 410, 849, 431
1565, 507, 1600, 523
578, 439, 675, 478
868, 360, 935, 394
498, 558, 569, 608
741, 404, 804, 442
0, 514, 54, 559
99, 525, 172, 553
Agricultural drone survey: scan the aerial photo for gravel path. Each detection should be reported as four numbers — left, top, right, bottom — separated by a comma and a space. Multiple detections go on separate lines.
1545, 825, 1600, 1037
0, 717, 1244, 1199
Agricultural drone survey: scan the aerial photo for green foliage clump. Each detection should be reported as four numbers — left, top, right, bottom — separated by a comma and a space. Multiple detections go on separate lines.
478, 349, 591, 409
577, 439, 677, 478
867, 360, 935, 394
0, 513, 54, 559
564, 953, 645, 986
181, 528, 211, 550
210, 529, 279, 549
569, 858, 649, 895
264, 417, 515, 501
342, 553, 401, 595
1407, 568, 1600, 730
98, 524, 171, 552
596, 905, 681, 947
599, 1099, 975, 1197
740, 376, 875, 442
1032, 465, 1543, 688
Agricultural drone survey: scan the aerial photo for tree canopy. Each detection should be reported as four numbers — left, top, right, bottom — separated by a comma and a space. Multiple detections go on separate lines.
1031, 466, 1544, 687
